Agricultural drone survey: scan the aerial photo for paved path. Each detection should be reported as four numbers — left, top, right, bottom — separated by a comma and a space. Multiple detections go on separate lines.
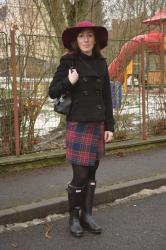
0, 192, 166, 250
0, 146, 166, 210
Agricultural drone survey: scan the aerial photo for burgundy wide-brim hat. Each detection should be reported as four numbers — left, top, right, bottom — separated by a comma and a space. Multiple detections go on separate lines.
62, 20, 108, 50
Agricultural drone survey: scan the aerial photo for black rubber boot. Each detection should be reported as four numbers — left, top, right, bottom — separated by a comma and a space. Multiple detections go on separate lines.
67, 183, 84, 237
81, 180, 102, 234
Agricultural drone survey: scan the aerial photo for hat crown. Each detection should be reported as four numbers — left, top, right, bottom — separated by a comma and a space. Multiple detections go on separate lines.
75, 20, 94, 28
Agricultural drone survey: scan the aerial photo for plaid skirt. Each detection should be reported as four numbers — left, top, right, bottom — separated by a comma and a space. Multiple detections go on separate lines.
66, 121, 105, 166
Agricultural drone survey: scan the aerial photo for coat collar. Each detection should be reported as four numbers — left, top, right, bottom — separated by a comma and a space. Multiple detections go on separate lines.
61, 52, 106, 77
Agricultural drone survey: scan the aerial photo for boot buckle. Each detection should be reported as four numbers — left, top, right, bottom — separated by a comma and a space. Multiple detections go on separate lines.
76, 189, 82, 193
90, 182, 96, 186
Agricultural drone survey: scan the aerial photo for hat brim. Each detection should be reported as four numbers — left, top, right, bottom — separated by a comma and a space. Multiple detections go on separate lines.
62, 26, 108, 50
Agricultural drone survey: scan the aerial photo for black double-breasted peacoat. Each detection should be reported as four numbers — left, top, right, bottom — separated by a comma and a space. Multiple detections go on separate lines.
49, 52, 115, 132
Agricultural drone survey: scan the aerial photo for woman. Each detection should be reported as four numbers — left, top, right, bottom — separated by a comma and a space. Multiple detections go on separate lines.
49, 20, 114, 237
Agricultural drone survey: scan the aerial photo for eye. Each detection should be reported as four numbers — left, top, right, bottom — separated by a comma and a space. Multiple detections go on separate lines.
78, 33, 84, 38
88, 33, 94, 38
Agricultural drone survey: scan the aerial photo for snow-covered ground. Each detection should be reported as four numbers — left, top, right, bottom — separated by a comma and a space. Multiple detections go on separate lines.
33, 92, 165, 137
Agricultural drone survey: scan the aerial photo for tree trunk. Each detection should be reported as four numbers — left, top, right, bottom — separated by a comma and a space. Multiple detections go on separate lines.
41, 0, 102, 34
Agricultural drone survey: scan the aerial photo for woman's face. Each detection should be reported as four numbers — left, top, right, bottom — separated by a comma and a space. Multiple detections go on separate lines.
76, 29, 95, 55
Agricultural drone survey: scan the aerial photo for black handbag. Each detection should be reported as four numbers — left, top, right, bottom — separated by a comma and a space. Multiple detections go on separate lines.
54, 94, 72, 115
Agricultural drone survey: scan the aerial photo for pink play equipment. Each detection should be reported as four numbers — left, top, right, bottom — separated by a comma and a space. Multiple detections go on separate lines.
108, 9, 166, 84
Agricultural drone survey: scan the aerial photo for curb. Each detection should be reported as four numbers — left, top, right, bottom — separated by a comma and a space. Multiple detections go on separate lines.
0, 136, 166, 174
1, 173, 166, 225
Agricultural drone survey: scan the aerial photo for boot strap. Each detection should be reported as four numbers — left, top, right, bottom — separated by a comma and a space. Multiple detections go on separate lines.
66, 182, 85, 193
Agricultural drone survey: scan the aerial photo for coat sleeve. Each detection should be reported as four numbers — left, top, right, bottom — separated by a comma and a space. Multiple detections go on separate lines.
102, 62, 115, 132
48, 57, 74, 99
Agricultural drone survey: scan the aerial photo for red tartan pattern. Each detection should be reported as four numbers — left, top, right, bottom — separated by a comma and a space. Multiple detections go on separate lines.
66, 121, 104, 166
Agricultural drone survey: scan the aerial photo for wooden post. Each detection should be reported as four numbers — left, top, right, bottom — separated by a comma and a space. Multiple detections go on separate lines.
160, 22, 165, 88
10, 25, 20, 156
141, 39, 147, 140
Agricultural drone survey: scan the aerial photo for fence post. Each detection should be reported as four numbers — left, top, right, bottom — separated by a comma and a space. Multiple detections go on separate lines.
160, 23, 165, 88
10, 25, 20, 156
141, 39, 147, 140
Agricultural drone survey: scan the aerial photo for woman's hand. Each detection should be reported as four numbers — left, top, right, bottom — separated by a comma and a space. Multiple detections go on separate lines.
68, 68, 79, 85
104, 131, 113, 143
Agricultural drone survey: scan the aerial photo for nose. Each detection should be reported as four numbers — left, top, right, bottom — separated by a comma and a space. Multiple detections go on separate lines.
83, 35, 89, 42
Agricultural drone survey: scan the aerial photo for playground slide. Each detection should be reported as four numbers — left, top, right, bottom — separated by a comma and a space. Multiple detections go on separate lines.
108, 31, 164, 84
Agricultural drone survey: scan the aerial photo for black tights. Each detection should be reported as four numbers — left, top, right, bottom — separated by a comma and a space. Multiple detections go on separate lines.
71, 160, 99, 187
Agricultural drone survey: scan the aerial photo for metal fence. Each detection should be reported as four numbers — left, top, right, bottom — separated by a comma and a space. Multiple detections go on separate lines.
0, 31, 166, 157
0, 32, 13, 156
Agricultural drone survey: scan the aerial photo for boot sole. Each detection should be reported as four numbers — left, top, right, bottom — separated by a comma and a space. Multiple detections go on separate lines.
70, 231, 84, 237
80, 223, 102, 234
85, 228, 102, 234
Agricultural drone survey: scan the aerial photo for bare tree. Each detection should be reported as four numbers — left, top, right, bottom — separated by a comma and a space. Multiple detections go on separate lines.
33, 0, 102, 38
103, 0, 166, 34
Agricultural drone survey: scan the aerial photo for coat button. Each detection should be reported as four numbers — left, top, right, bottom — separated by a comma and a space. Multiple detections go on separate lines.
82, 77, 88, 82
96, 104, 102, 110
83, 90, 88, 96
96, 78, 102, 83
95, 90, 101, 96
